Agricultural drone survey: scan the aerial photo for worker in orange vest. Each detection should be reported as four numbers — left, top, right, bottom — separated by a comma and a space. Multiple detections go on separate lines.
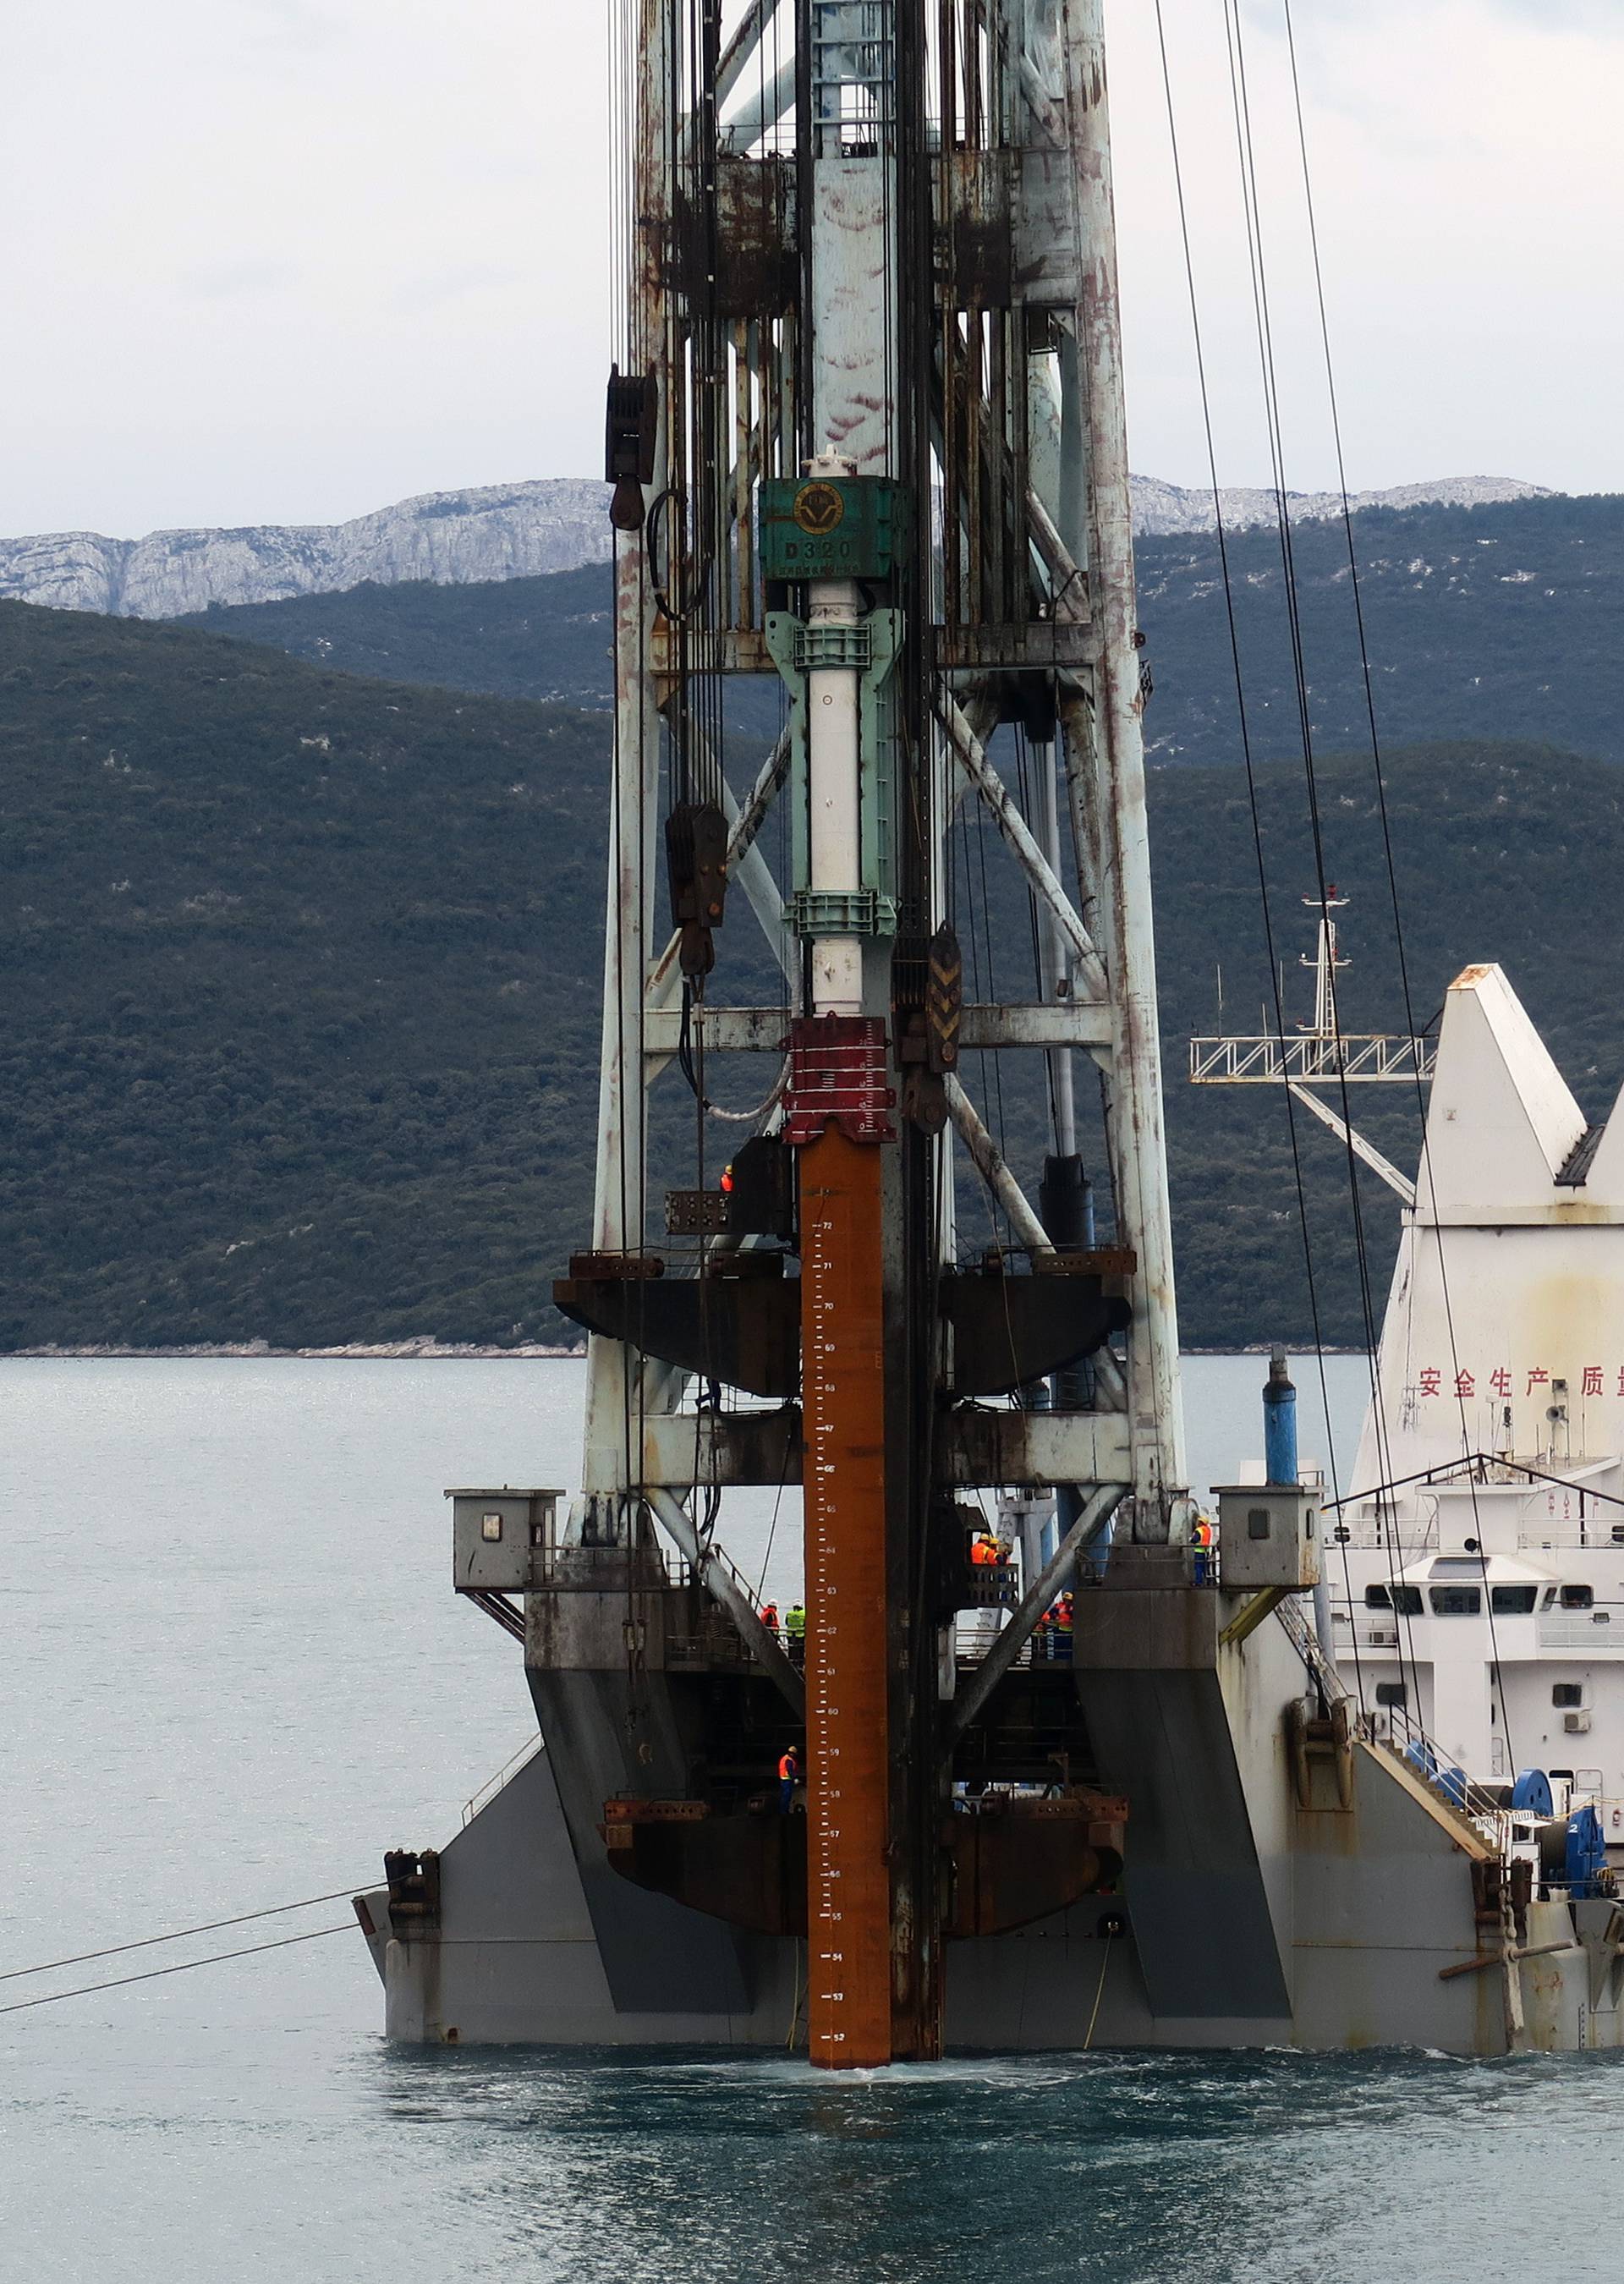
761, 1600, 780, 1640
1192, 1514, 1215, 1586
777, 1743, 802, 1813
1052, 1591, 1074, 1663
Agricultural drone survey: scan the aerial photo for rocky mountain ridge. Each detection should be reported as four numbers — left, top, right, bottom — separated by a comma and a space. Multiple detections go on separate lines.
0, 479, 612, 619
1129, 472, 1552, 536
0, 473, 1553, 618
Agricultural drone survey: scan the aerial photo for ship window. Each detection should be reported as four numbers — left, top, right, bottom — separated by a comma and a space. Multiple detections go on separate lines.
1541, 1586, 1558, 1609
1490, 1585, 1538, 1615
480, 1513, 503, 1542
1375, 1683, 1407, 1708
1429, 1585, 1481, 1615
1560, 1584, 1594, 1609
1365, 1584, 1423, 1615
1248, 1507, 1271, 1540
1577, 1769, 1603, 1792
1553, 1684, 1584, 1708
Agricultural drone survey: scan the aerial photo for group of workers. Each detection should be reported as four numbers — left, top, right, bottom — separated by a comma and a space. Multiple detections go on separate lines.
760, 1601, 806, 1665
760, 1601, 805, 1807
759, 1513, 1220, 1811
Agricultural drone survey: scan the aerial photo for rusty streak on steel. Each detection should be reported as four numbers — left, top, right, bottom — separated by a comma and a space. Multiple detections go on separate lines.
1062, 0, 1189, 1527
575, 0, 671, 1524
734, 322, 753, 627
1025, 484, 1089, 626
1438, 1939, 1585, 1982
799, 1125, 893, 2068
1056, 684, 1102, 971
937, 694, 1109, 1001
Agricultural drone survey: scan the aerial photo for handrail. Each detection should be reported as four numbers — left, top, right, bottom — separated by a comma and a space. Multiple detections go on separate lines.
1372, 1700, 1505, 1822
462, 1732, 545, 1826
1273, 1594, 1351, 1705
1325, 1452, 1624, 1517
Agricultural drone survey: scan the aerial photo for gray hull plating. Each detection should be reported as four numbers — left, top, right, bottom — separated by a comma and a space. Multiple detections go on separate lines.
363, 1713, 1624, 2056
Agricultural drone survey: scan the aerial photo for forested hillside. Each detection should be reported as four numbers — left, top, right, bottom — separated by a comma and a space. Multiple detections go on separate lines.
184, 490, 1624, 766
2, 597, 1620, 1350
0, 603, 609, 1348
186, 563, 614, 711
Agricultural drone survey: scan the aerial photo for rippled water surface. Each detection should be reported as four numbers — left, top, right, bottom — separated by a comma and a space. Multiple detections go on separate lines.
4, 1356, 1618, 2284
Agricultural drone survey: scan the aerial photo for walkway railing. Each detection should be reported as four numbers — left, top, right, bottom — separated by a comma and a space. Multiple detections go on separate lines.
462, 1733, 545, 1826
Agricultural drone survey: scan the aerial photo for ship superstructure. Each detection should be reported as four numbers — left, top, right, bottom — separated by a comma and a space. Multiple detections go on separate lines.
354, 2, 1624, 2059
1327, 964, 1624, 1831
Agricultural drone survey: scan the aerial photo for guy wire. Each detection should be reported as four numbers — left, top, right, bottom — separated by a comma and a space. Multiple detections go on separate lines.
1222, 0, 1425, 1700
1279, 0, 1515, 1765
1152, 0, 1363, 1711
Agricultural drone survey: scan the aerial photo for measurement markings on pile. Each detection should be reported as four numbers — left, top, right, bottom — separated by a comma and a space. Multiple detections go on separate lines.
799, 1128, 892, 2066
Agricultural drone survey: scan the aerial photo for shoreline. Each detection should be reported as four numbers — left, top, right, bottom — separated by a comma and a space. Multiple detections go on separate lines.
0, 1341, 1363, 1361
3, 1340, 589, 1361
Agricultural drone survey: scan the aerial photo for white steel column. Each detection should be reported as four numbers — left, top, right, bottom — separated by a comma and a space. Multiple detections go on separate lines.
804, 451, 867, 1016
577, 0, 668, 1524
1033, 737, 1078, 1157
1062, 0, 1189, 1535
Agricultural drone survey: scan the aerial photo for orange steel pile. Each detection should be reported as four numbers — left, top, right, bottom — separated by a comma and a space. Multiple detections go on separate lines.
798, 1125, 892, 2067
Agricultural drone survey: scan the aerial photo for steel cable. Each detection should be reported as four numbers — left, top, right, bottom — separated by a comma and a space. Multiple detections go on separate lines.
1278, 0, 1515, 1771
1150, 0, 1361, 1712
1220, 0, 1425, 1703
1, 1924, 354, 2018
0, 1886, 371, 1985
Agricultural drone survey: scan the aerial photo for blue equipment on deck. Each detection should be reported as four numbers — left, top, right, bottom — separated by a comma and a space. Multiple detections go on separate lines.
1263, 1349, 1298, 1486
1565, 1804, 1607, 1897
1510, 1769, 1555, 1817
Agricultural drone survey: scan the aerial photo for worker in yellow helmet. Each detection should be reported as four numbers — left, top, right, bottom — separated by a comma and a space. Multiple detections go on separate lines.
1192, 1513, 1215, 1586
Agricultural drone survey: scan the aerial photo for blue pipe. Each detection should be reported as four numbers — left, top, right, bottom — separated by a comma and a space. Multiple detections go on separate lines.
1264, 1348, 1298, 1486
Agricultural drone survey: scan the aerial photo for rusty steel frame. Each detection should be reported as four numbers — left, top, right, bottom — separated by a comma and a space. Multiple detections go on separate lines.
1058, 0, 1190, 1538
561, 0, 1195, 2065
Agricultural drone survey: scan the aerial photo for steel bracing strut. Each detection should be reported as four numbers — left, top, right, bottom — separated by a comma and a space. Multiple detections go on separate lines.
568, 0, 1191, 2067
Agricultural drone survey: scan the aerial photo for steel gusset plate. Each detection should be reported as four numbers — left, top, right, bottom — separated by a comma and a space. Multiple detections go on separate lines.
940, 1270, 1130, 1398
603, 1807, 808, 1937
945, 1798, 1126, 1940
600, 1795, 1126, 1942
553, 1262, 800, 1400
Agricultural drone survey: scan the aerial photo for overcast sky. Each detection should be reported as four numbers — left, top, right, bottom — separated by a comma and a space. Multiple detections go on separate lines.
1, 0, 1619, 537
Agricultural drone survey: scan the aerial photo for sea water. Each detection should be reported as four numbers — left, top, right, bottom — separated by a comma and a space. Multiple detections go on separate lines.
2, 1356, 1618, 2284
